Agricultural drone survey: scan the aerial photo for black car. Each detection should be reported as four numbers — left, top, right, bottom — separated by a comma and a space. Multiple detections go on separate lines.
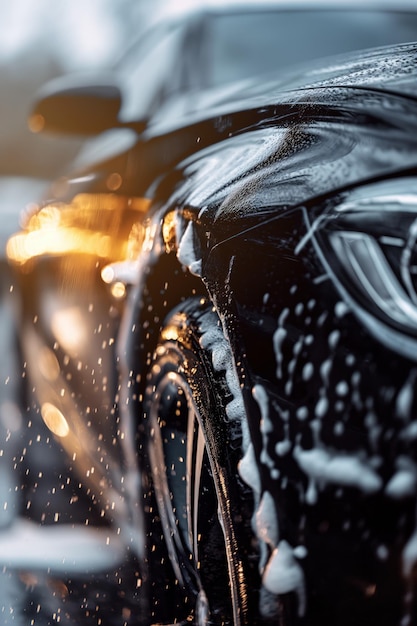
7, 1, 417, 624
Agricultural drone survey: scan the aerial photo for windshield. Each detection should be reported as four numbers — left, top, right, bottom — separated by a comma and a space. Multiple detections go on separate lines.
205, 9, 417, 87
119, 8, 417, 122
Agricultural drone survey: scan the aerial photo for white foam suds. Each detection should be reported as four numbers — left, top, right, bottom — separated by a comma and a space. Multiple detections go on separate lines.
273, 308, 289, 379
199, 309, 247, 441
238, 443, 261, 496
256, 491, 279, 549
177, 220, 202, 276
396, 373, 416, 421
293, 446, 383, 495
385, 470, 416, 500
262, 540, 306, 617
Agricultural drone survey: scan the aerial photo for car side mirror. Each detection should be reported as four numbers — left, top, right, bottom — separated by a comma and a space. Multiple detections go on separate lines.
29, 74, 125, 136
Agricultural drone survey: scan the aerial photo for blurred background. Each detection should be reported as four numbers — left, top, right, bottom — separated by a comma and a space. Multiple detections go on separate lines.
0, 3, 157, 624
0, 0, 162, 257
0, 0, 155, 178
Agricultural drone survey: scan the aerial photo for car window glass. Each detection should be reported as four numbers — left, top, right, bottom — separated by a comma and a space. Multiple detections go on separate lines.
205, 10, 417, 87
118, 23, 185, 122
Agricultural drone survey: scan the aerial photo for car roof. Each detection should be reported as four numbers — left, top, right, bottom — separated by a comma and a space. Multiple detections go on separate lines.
143, 0, 417, 36
157, 0, 417, 20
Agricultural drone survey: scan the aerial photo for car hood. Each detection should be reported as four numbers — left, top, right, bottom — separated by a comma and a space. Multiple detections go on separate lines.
45, 43, 417, 210
241, 41, 417, 101
150, 42, 417, 135
159, 43, 417, 239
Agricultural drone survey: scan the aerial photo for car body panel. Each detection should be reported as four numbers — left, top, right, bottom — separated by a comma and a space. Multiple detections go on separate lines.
7, 9, 417, 624
33, 43, 417, 206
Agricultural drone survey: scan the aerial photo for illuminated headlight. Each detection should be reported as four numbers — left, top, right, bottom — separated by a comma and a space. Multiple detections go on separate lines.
314, 177, 417, 359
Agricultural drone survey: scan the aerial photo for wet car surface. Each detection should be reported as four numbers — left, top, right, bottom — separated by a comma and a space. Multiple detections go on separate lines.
5, 1, 417, 624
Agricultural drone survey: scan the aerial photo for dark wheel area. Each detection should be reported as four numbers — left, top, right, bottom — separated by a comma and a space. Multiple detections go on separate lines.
143, 298, 251, 625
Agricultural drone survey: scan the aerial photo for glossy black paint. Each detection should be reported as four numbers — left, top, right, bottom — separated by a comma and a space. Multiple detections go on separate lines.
7, 8, 417, 625
31, 78, 123, 135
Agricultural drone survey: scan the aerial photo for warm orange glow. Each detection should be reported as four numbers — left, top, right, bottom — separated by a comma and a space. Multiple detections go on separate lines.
126, 221, 146, 260
161, 323, 180, 342
7, 228, 111, 264
6, 193, 151, 267
28, 113, 45, 133
162, 210, 177, 251
41, 402, 70, 437
51, 307, 88, 358
110, 281, 127, 299
101, 264, 116, 284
